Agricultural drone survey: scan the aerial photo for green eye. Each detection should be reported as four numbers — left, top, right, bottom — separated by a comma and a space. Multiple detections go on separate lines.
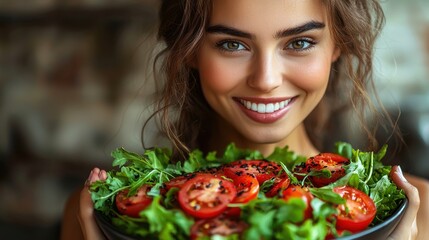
219, 41, 246, 51
287, 39, 314, 51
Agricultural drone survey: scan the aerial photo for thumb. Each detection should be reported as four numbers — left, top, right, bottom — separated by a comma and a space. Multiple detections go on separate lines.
388, 165, 419, 240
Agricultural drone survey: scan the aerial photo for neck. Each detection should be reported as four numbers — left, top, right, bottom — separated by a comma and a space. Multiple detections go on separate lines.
204, 118, 319, 158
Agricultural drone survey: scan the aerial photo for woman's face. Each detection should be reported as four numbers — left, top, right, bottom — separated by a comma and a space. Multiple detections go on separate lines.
195, 0, 340, 151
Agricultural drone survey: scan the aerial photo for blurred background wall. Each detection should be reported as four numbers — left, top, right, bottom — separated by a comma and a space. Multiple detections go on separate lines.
0, 0, 428, 239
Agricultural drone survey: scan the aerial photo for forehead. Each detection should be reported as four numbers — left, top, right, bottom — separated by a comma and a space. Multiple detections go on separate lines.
210, 0, 328, 32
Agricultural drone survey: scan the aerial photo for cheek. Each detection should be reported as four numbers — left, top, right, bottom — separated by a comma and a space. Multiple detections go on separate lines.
198, 58, 241, 94
290, 57, 332, 92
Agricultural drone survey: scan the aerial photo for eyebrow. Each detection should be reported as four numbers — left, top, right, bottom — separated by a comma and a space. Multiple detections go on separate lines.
206, 25, 252, 38
275, 21, 325, 38
206, 21, 325, 39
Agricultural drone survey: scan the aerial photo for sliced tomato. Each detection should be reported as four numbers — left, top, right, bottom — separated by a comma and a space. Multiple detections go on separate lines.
115, 185, 153, 218
333, 186, 376, 233
232, 175, 260, 203
226, 175, 260, 216
201, 166, 227, 177
190, 216, 247, 240
223, 160, 282, 184
282, 185, 313, 220
265, 175, 291, 198
178, 174, 237, 219
164, 173, 197, 191
296, 153, 349, 187
163, 172, 227, 192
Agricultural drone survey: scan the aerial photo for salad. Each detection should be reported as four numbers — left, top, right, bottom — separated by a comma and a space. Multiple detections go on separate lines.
90, 142, 405, 240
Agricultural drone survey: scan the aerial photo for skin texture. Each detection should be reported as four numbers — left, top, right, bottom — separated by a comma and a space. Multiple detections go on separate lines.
59, 0, 429, 239
196, 0, 339, 157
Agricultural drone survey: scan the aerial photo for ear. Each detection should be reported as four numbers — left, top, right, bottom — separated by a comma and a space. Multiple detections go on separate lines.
331, 46, 341, 62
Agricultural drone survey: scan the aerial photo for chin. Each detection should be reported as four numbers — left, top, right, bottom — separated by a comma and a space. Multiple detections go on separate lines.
241, 129, 289, 146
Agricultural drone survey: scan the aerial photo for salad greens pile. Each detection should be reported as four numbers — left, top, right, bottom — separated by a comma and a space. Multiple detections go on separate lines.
90, 142, 405, 240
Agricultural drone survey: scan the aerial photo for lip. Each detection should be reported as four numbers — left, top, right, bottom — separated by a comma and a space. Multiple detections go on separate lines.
233, 96, 296, 124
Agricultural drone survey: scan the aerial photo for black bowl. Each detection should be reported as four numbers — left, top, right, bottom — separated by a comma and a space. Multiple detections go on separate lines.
94, 198, 408, 240
94, 211, 144, 240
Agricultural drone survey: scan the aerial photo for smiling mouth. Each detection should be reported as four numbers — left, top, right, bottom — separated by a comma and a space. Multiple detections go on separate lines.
238, 98, 293, 114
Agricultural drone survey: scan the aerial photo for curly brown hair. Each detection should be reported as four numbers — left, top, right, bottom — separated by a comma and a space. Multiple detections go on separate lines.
144, 0, 399, 159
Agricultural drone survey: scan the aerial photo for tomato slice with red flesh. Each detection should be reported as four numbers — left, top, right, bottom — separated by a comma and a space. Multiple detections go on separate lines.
232, 175, 259, 203
333, 186, 376, 233
265, 175, 291, 198
223, 160, 282, 184
115, 185, 153, 218
164, 173, 199, 191
164, 172, 227, 192
178, 174, 237, 219
226, 175, 260, 216
201, 166, 227, 177
190, 216, 248, 240
295, 153, 349, 187
282, 185, 314, 220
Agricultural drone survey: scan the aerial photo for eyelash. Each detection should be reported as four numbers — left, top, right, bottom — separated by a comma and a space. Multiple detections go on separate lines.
215, 38, 317, 53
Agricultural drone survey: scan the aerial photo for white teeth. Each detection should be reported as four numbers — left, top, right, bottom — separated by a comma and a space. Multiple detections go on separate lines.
251, 103, 257, 111
239, 99, 292, 113
257, 103, 265, 113
266, 103, 274, 113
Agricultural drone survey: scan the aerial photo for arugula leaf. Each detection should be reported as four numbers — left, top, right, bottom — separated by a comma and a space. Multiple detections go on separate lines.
277, 219, 328, 240
310, 198, 338, 221
279, 162, 300, 185
334, 142, 353, 159
140, 196, 193, 239
182, 149, 207, 173
267, 146, 306, 169
309, 188, 345, 205
222, 143, 263, 162
240, 198, 331, 240
240, 199, 282, 240
369, 175, 405, 224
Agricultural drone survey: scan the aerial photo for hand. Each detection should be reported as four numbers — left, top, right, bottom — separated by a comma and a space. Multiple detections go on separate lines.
388, 165, 419, 240
78, 168, 108, 240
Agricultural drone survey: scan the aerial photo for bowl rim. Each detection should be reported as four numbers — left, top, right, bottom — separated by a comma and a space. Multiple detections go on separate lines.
94, 210, 145, 240
95, 197, 408, 240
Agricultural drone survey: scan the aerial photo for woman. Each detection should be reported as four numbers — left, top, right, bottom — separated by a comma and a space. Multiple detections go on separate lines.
61, 0, 429, 239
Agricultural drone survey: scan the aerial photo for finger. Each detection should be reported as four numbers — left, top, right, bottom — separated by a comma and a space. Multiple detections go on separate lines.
99, 169, 107, 181
388, 166, 420, 240
89, 168, 101, 183
86, 168, 108, 186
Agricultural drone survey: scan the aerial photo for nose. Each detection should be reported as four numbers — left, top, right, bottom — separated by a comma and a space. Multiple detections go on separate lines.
247, 52, 282, 92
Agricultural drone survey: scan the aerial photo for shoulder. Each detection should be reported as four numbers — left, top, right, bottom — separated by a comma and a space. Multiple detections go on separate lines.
405, 173, 429, 194
60, 188, 85, 240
